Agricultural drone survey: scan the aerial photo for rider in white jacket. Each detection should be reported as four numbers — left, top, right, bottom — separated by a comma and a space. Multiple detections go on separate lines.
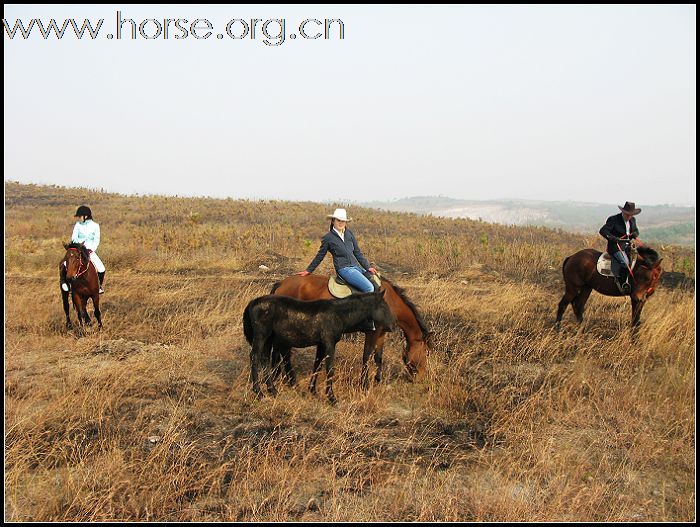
67, 205, 106, 293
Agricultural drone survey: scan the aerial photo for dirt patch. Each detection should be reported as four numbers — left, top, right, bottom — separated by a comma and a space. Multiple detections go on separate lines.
91, 339, 171, 360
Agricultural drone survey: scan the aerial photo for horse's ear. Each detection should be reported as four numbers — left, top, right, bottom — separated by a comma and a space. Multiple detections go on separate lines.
654, 258, 663, 268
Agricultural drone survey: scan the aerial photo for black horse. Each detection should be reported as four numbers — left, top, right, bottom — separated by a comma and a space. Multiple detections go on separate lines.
243, 290, 396, 403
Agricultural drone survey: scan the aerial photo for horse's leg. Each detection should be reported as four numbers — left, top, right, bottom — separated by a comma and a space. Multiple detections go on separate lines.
268, 339, 282, 382
309, 345, 324, 395
361, 331, 378, 390
250, 335, 267, 398
373, 331, 387, 385
556, 288, 578, 331
73, 293, 87, 327
572, 287, 592, 325
280, 345, 297, 386
323, 341, 338, 405
263, 353, 279, 397
631, 298, 645, 336
92, 293, 103, 329
80, 294, 92, 326
62, 288, 72, 329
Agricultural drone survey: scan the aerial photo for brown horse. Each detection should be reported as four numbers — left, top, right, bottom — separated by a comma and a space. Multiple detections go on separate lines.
556, 245, 662, 331
270, 274, 430, 390
60, 242, 102, 330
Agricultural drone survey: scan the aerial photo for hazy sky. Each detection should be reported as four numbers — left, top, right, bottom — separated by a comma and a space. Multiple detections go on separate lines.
4, 5, 696, 205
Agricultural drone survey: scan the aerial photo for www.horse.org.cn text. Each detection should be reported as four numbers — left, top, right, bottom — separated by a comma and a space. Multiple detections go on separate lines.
3, 11, 346, 46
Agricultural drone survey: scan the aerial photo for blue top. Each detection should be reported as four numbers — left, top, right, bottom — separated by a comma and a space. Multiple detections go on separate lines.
71, 219, 101, 252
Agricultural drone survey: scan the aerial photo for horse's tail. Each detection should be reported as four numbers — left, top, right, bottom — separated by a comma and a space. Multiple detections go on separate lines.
562, 256, 571, 276
269, 281, 281, 294
243, 304, 254, 345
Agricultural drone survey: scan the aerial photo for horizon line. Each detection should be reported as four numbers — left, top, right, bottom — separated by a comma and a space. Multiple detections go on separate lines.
4, 179, 696, 209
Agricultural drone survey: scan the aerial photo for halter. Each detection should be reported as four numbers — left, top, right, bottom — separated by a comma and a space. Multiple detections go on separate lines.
67, 247, 92, 279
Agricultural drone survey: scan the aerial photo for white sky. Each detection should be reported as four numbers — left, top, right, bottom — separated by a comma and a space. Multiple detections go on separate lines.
3, 4, 696, 205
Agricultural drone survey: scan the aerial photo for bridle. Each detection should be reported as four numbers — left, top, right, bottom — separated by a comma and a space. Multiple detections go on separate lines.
66, 248, 91, 279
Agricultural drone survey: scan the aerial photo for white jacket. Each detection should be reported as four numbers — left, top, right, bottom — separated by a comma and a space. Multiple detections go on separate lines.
71, 219, 101, 252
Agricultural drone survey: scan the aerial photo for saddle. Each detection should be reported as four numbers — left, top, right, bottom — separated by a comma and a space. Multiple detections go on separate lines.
596, 252, 637, 277
328, 272, 382, 298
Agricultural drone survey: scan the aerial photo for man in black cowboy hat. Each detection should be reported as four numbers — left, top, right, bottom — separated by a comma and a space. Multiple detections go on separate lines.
599, 201, 641, 294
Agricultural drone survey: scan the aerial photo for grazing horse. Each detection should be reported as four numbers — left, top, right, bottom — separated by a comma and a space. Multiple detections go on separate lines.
270, 274, 431, 389
556, 245, 662, 331
60, 242, 102, 330
243, 291, 396, 403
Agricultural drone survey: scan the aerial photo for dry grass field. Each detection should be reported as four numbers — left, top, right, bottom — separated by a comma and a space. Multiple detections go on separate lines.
4, 181, 695, 521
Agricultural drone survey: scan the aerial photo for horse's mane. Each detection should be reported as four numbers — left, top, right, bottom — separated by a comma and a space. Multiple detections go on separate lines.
383, 277, 431, 341
66, 242, 90, 263
638, 246, 660, 266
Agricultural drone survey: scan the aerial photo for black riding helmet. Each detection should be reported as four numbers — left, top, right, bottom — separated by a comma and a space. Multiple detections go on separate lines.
74, 205, 92, 219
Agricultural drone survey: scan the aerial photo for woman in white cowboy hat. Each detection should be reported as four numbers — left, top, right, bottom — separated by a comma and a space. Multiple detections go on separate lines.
296, 208, 378, 292
599, 201, 641, 294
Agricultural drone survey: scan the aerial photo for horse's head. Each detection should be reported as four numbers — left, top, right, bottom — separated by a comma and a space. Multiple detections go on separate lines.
633, 247, 663, 301
405, 336, 430, 382
63, 242, 88, 282
371, 289, 398, 331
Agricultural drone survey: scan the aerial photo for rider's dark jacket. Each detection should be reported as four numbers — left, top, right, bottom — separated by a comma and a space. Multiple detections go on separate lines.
306, 228, 371, 274
599, 213, 639, 254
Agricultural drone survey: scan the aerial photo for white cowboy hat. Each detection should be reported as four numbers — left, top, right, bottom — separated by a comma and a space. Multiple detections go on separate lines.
326, 208, 352, 222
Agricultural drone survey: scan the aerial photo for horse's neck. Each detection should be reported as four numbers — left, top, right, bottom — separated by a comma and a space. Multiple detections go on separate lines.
385, 287, 424, 343
335, 297, 373, 326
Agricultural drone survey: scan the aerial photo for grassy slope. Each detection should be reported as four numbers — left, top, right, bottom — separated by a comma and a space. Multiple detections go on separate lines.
4, 182, 695, 521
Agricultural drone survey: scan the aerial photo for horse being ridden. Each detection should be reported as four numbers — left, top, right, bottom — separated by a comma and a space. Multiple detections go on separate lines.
556, 244, 662, 331
60, 242, 103, 329
243, 290, 396, 403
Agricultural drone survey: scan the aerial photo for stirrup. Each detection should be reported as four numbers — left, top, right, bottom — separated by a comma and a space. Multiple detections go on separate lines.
615, 278, 630, 294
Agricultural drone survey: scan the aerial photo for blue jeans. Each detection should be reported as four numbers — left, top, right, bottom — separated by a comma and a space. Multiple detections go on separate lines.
337, 266, 374, 293
612, 250, 630, 277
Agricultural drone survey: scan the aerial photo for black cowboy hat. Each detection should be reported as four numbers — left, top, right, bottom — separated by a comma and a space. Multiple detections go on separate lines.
618, 202, 641, 215
74, 205, 92, 219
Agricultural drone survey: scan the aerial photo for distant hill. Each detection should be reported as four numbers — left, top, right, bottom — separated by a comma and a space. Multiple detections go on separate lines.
362, 197, 695, 247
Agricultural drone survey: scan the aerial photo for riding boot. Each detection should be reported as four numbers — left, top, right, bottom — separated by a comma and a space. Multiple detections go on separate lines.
98, 271, 105, 294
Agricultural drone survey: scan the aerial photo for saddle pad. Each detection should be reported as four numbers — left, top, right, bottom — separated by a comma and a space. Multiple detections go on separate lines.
597, 252, 636, 277
327, 274, 381, 299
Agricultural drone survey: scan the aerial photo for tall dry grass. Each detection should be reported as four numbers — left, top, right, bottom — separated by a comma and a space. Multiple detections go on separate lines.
4, 182, 695, 521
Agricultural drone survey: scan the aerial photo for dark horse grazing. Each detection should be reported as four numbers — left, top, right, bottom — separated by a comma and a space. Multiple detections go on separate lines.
60, 242, 102, 330
243, 291, 396, 403
270, 274, 431, 389
556, 245, 662, 331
